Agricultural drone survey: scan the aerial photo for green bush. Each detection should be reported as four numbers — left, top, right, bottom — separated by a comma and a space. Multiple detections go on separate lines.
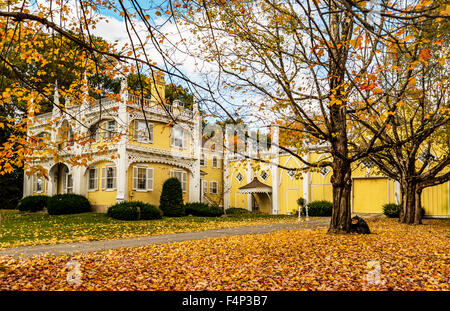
301, 200, 333, 217
383, 203, 426, 218
17, 195, 49, 212
225, 207, 251, 215
107, 201, 162, 220
140, 203, 163, 220
47, 194, 91, 215
159, 178, 185, 217
185, 202, 223, 217
383, 203, 401, 218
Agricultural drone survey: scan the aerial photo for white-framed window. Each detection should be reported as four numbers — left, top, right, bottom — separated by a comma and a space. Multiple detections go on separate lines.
235, 172, 244, 183
212, 156, 219, 168
132, 166, 153, 191
134, 120, 153, 143
103, 120, 116, 141
209, 181, 218, 194
66, 174, 73, 193
67, 126, 74, 146
202, 179, 208, 195
171, 125, 188, 149
88, 167, 98, 191
200, 154, 207, 167
101, 166, 117, 191
171, 169, 187, 193
260, 170, 269, 181
34, 176, 44, 193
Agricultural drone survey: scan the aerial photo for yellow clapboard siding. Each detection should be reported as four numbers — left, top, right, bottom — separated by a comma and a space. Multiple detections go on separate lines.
353, 178, 388, 213
422, 182, 449, 216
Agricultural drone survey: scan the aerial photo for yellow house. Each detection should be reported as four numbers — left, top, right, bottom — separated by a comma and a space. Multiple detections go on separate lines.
24, 79, 448, 217
24, 78, 203, 212
223, 126, 449, 218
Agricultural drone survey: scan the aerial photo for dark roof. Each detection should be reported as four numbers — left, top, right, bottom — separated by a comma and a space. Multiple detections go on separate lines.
239, 177, 271, 190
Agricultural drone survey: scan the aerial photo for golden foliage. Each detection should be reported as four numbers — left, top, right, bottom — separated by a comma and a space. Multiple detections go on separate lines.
0, 218, 448, 290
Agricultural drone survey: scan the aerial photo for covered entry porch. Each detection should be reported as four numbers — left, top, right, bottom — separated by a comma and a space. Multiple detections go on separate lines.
239, 177, 273, 214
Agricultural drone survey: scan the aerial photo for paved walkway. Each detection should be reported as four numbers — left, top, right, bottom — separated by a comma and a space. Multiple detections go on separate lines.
0, 218, 330, 258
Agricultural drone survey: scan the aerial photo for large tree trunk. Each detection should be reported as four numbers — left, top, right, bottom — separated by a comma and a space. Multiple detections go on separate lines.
414, 187, 423, 224
328, 159, 352, 233
399, 179, 420, 224
326, 6, 353, 234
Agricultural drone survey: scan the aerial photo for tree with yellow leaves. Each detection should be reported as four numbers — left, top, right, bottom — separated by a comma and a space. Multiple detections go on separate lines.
180, 0, 449, 232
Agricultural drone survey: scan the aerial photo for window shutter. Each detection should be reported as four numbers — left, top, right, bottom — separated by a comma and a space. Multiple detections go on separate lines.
146, 168, 153, 191
112, 167, 117, 190
182, 172, 187, 192
170, 170, 174, 178
132, 167, 138, 190
183, 130, 188, 149
33, 176, 37, 192
94, 168, 98, 190
148, 124, 153, 142
170, 128, 174, 147
134, 120, 139, 141
101, 167, 106, 190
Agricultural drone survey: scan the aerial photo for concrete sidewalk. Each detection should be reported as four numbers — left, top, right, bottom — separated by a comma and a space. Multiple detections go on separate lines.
0, 218, 330, 258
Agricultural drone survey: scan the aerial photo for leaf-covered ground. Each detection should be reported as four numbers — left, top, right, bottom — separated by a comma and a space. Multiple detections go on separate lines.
0, 218, 448, 290
0, 210, 298, 248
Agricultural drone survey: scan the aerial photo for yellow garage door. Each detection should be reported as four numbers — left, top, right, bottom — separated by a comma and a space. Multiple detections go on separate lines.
422, 182, 449, 216
353, 178, 388, 213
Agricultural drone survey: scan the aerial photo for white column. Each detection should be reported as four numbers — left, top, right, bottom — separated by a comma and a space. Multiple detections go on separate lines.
223, 126, 231, 209
72, 166, 83, 195
116, 78, 129, 203
23, 174, 31, 197
302, 152, 311, 205
271, 124, 280, 214
394, 180, 401, 204
189, 98, 201, 202
246, 160, 252, 211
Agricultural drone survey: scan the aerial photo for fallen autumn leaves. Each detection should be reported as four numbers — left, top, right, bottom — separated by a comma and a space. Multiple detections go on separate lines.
0, 218, 448, 291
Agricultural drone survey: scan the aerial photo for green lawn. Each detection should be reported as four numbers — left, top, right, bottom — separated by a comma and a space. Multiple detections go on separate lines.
0, 210, 299, 248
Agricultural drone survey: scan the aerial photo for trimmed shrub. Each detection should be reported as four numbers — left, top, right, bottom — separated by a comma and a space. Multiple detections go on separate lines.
383, 203, 401, 218
185, 202, 223, 217
159, 178, 185, 217
107, 201, 162, 220
47, 194, 91, 215
384, 203, 426, 218
17, 195, 49, 212
301, 200, 332, 217
225, 207, 251, 215
140, 203, 163, 220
